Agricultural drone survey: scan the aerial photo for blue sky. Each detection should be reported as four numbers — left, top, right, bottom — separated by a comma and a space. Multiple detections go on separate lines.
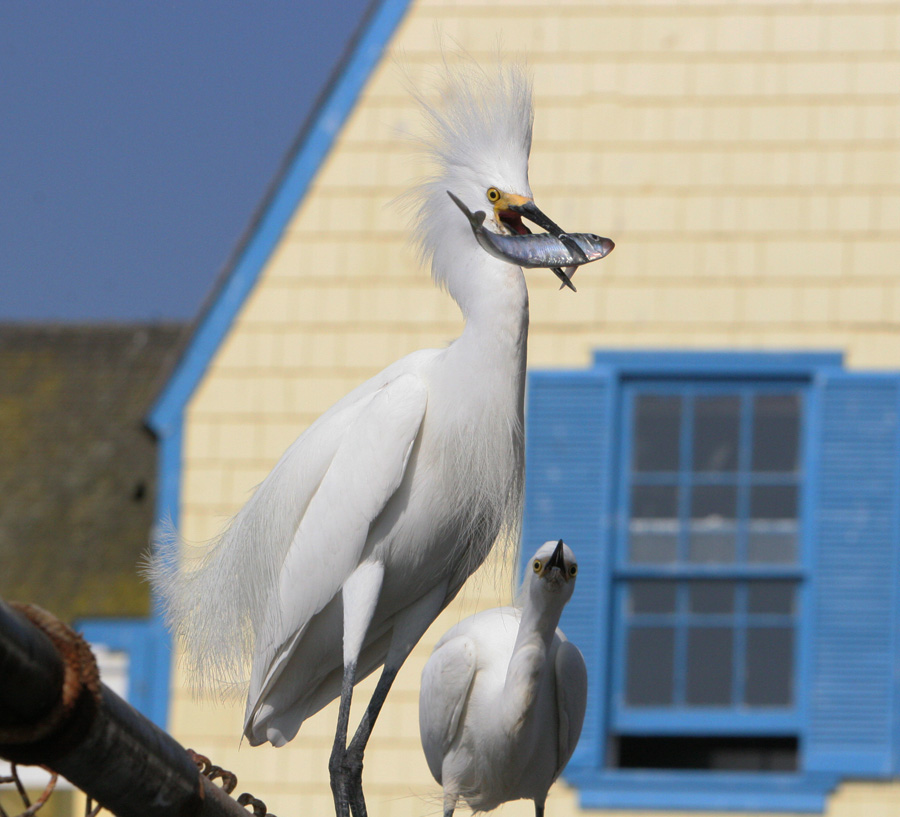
0, 0, 373, 322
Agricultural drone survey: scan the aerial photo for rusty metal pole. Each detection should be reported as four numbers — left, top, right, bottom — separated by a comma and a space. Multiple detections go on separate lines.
0, 598, 253, 817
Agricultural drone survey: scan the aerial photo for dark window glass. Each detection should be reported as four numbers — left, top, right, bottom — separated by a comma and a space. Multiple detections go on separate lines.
748, 582, 795, 615
630, 581, 678, 615
626, 627, 674, 706
689, 581, 735, 614
615, 736, 798, 772
750, 485, 797, 520
748, 485, 798, 564
634, 395, 681, 472
752, 394, 800, 473
630, 484, 679, 564
745, 628, 793, 706
686, 627, 733, 705
692, 395, 740, 472
689, 485, 737, 563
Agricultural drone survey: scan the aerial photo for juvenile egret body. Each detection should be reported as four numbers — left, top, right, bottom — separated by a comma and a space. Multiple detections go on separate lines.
150, 62, 583, 817
419, 540, 588, 817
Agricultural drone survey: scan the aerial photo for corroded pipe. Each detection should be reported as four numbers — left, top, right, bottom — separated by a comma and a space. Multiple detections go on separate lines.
0, 598, 252, 817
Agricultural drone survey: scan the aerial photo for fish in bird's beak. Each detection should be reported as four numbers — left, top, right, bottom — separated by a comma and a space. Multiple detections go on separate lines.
546, 538, 567, 577
492, 191, 587, 292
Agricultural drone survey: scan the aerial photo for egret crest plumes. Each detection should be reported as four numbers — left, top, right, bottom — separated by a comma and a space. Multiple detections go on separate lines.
406, 60, 534, 294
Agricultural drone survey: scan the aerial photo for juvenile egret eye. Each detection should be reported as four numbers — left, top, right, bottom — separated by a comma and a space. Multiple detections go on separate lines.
487, 187, 501, 203
532, 559, 542, 574
569, 564, 578, 577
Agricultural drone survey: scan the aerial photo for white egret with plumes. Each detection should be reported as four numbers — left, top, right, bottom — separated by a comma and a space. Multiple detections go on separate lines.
149, 60, 590, 817
419, 540, 587, 817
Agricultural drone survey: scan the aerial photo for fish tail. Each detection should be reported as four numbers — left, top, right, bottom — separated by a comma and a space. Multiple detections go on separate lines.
446, 190, 486, 229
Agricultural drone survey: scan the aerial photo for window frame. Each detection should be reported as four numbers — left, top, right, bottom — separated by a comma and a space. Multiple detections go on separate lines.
76, 617, 171, 729
523, 350, 855, 812
610, 379, 810, 740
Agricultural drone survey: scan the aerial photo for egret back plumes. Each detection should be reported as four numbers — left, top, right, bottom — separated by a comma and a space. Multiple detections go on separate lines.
150, 396, 370, 695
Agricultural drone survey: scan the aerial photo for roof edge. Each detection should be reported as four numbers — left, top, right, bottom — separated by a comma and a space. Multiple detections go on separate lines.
147, 0, 412, 435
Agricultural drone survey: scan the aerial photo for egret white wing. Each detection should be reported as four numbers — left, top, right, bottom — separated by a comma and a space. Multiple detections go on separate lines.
247, 372, 427, 710
419, 635, 477, 784
554, 638, 588, 780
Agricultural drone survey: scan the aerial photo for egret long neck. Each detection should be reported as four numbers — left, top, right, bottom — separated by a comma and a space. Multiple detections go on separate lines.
449, 246, 530, 372
500, 593, 564, 734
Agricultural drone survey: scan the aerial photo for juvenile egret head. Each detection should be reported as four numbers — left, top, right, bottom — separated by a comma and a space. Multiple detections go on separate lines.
420, 540, 588, 817
528, 538, 578, 596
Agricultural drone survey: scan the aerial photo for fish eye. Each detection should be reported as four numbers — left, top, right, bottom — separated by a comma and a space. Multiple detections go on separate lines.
569, 564, 578, 577
487, 187, 501, 203
532, 559, 542, 574
588, 234, 600, 241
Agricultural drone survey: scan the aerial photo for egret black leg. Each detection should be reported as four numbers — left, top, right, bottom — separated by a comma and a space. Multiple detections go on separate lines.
329, 663, 357, 817
345, 664, 400, 817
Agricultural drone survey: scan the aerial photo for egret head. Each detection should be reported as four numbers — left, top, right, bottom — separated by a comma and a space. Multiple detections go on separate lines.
526, 539, 578, 604
407, 59, 573, 304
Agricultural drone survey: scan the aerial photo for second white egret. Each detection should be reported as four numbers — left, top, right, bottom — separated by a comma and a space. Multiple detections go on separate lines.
419, 540, 588, 817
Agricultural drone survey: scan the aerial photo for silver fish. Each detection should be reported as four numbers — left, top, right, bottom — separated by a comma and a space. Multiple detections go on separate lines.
448, 191, 614, 292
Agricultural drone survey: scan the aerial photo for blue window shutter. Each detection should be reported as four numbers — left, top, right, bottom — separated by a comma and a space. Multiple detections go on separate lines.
523, 367, 616, 773
806, 372, 900, 776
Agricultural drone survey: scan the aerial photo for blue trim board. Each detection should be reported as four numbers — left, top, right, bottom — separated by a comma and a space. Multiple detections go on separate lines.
570, 770, 840, 813
76, 617, 171, 730
147, 0, 412, 436
142, 0, 412, 727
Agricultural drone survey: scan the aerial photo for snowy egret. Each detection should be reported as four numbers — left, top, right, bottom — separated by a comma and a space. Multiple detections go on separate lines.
149, 62, 590, 817
419, 540, 587, 817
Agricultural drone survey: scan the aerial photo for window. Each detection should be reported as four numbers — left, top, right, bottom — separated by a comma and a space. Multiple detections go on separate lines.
612, 385, 805, 772
523, 352, 900, 812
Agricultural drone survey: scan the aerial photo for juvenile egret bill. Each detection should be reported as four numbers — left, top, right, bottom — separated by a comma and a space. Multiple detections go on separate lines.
447, 191, 614, 292
419, 540, 587, 817
149, 61, 593, 817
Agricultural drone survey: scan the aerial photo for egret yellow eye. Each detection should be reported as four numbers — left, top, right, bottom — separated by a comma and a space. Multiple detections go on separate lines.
532, 559, 542, 574
487, 187, 501, 203
569, 564, 578, 577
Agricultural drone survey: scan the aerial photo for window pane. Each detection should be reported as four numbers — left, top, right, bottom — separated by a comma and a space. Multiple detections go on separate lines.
692, 395, 740, 472
689, 485, 737, 563
748, 582, 796, 615
747, 529, 797, 564
689, 581, 735, 614
746, 628, 793, 706
634, 395, 681, 472
630, 484, 679, 564
626, 627, 675, 706
748, 485, 798, 564
752, 394, 800, 473
686, 627, 733, 706
630, 581, 677, 615
750, 485, 797, 519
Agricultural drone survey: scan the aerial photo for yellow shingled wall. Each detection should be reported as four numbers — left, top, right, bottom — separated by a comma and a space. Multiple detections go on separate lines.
168, 1, 900, 816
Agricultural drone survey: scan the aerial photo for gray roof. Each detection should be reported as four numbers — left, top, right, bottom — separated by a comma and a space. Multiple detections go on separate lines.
0, 324, 186, 621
